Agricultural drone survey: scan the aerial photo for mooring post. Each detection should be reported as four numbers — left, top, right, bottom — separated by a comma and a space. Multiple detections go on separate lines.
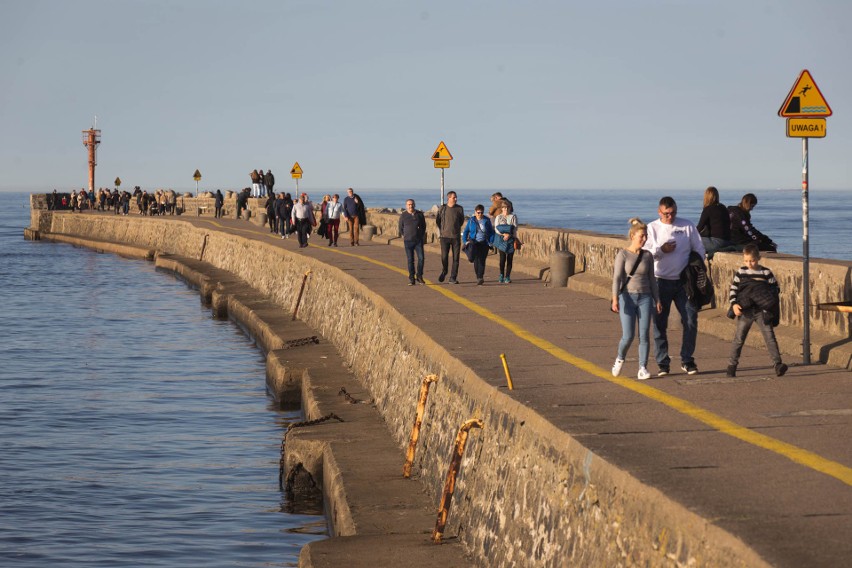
432, 418, 484, 544
500, 353, 514, 390
403, 374, 439, 478
292, 269, 312, 321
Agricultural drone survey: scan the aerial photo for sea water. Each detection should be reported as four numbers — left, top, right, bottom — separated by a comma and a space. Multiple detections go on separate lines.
361, 188, 852, 261
0, 193, 327, 567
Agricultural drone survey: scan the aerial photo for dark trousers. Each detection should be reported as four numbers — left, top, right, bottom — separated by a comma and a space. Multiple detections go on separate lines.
729, 311, 782, 366
440, 237, 461, 278
472, 241, 489, 279
498, 250, 514, 278
327, 219, 340, 244
404, 239, 425, 279
215, 205, 222, 218
296, 218, 311, 246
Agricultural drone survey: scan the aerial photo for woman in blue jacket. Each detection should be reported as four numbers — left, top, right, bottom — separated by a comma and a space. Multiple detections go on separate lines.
462, 204, 495, 285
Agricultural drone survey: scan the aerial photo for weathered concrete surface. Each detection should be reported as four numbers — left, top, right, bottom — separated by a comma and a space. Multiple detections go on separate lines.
27, 206, 851, 567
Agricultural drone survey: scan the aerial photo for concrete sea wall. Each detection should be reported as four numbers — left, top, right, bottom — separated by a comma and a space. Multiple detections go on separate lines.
27, 203, 780, 566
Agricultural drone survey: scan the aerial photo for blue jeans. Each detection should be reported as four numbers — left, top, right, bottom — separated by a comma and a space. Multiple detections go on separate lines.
617, 292, 653, 367
404, 239, 424, 279
701, 237, 735, 259
653, 278, 698, 367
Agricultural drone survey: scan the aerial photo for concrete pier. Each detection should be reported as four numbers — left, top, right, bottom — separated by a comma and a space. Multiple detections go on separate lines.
27, 202, 851, 567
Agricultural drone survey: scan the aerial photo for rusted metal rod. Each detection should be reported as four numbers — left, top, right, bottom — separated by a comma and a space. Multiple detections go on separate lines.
432, 418, 484, 544
403, 374, 439, 478
500, 353, 514, 390
292, 269, 312, 321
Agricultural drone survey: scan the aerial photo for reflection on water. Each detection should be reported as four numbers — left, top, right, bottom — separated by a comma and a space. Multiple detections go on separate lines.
0, 194, 327, 567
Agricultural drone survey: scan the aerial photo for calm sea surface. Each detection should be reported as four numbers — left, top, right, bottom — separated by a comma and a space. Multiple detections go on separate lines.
0, 193, 326, 566
1, 187, 849, 564
360, 187, 852, 261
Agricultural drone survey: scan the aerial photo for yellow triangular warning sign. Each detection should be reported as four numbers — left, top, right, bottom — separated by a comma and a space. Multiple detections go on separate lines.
291, 162, 303, 175
779, 70, 832, 118
431, 141, 453, 161
193, 169, 202, 180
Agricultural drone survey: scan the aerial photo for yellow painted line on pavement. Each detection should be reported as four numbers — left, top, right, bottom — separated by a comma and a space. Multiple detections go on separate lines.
198, 219, 852, 486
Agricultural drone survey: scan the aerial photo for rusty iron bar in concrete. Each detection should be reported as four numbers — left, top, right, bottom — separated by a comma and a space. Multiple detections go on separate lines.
431, 418, 484, 544
403, 374, 439, 478
292, 269, 312, 321
500, 353, 514, 390
199, 234, 209, 261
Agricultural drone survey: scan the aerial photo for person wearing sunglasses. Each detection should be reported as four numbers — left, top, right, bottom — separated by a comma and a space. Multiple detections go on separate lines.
462, 205, 495, 285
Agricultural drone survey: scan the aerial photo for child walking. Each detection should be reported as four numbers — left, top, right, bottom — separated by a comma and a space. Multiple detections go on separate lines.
611, 218, 662, 380
727, 244, 788, 377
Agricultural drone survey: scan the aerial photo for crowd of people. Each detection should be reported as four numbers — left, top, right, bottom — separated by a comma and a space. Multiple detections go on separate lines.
47, 181, 784, 381
47, 186, 182, 216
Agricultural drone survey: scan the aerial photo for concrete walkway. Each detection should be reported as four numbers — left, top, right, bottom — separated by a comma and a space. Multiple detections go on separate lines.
84, 213, 852, 566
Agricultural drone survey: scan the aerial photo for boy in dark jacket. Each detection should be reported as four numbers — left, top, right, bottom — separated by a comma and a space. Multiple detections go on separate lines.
727, 244, 787, 377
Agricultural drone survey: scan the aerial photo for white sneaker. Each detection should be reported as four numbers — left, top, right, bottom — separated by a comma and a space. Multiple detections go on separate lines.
637, 367, 651, 380
611, 358, 624, 377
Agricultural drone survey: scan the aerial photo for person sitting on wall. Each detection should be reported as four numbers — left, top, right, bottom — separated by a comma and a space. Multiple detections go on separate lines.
728, 193, 777, 253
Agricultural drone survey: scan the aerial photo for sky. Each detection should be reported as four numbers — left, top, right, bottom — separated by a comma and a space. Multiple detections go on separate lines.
1, 0, 850, 193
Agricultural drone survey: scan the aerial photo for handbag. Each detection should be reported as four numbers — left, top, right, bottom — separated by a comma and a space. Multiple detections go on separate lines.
514, 238, 522, 251
612, 249, 644, 312
463, 241, 476, 263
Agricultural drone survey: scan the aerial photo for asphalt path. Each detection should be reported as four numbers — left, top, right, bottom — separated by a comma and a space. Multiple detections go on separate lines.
177, 215, 852, 567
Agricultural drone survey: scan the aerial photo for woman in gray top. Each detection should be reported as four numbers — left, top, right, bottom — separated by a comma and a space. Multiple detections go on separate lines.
611, 218, 662, 380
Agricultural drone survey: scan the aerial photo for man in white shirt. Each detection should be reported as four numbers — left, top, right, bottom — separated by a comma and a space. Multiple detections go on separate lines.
644, 196, 706, 377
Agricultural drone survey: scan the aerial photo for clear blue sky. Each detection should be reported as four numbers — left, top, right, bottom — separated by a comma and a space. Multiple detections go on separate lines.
1, 0, 850, 192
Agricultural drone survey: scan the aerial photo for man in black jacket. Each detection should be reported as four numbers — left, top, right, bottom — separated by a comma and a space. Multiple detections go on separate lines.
264, 169, 275, 197
398, 199, 427, 285
436, 191, 465, 283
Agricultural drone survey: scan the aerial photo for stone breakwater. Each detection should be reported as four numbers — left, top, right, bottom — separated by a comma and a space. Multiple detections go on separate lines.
28, 204, 775, 567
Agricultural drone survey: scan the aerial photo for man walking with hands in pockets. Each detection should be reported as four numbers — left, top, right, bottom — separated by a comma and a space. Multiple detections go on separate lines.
644, 196, 706, 377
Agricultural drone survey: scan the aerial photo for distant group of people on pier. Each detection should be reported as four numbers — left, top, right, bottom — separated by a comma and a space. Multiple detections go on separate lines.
249, 169, 275, 198
251, 187, 366, 249
610, 190, 785, 384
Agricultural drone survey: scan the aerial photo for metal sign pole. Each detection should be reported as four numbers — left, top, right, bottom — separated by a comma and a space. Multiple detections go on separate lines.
802, 138, 811, 364
441, 168, 445, 205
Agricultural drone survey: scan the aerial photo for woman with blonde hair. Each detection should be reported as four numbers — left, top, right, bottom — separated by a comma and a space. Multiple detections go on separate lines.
696, 186, 733, 257
611, 218, 662, 380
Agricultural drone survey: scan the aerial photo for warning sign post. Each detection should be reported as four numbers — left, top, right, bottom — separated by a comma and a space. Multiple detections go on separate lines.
778, 69, 831, 364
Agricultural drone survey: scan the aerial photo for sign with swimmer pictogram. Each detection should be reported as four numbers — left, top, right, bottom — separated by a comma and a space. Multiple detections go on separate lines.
193, 169, 202, 181
777, 69, 832, 366
290, 162, 303, 179
778, 70, 832, 118
432, 141, 453, 168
